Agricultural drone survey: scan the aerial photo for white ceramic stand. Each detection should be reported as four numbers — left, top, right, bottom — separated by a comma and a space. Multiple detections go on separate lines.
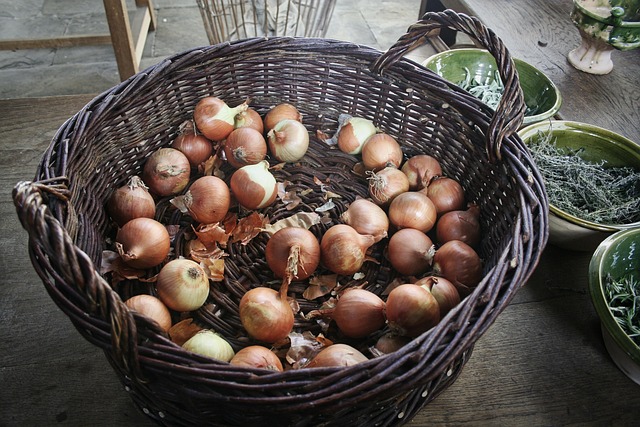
568, 31, 616, 75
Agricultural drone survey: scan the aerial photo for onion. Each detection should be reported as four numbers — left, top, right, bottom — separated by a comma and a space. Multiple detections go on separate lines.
194, 96, 248, 141
320, 224, 376, 276
168, 318, 203, 346
116, 217, 170, 269
415, 276, 461, 317
142, 147, 191, 197
340, 198, 389, 242
107, 176, 156, 227
124, 294, 172, 332
230, 345, 284, 371
401, 154, 442, 190
171, 129, 213, 168
265, 227, 321, 281
263, 103, 302, 131
182, 330, 235, 362
436, 204, 481, 248
239, 286, 294, 344
156, 258, 210, 312
361, 133, 403, 171
367, 166, 410, 206
386, 228, 435, 276
170, 175, 230, 224
331, 288, 386, 338
267, 119, 309, 163
223, 127, 267, 168
387, 191, 437, 232
374, 333, 411, 354
432, 240, 483, 295
385, 283, 440, 337
336, 116, 377, 155
423, 176, 466, 216
230, 160, 278, 210
306, 343, 368, 368
234, 108, 264, 133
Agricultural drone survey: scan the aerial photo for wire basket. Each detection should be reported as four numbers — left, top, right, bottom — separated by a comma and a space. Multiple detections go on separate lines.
196, 0, 336, 44
13, 10, 548, 427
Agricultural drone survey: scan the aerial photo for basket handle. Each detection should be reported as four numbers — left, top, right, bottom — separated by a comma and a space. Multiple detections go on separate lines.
12, 179, 145, 381
371, 9, 526, 162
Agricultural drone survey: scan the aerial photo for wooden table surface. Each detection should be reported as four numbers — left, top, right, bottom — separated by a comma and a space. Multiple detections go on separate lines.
2, 2, 640, 424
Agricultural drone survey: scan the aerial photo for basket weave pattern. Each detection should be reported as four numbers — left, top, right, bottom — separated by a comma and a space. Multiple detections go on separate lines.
13, 11, 548, 427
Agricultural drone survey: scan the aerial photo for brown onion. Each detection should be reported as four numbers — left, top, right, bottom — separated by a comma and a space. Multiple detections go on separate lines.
320, 224, 376, 276
306, 343, 368, 368
170, 175, 230, 224
156, 258, 210, 312
332, 288, 386, 339
194, 96, 248, 141
367, 166, 410, 206
361, 133, 403, 171
336, 116, 377, 155
388, 191, 437, 232
423, 176, 466, 216
340, 198, 389, 242
107, 176, 156, 227
415, 276, 461, 317
116, 217, 170, 269
234, 108, 264, 133
387, 228, 435, 276
436, 204, 481, 248
401, 154, 442, 190
239, 286, 294, 344
171, 130, 213, 168
223, 127, 268, 169
374, 333, 411, 354
265, 227, 321, 281
263, 103, 302, 131
432, 240, 483, 295
385, 283, 440, 337
267, 119, 309, 163
142, 147, 191, 197
124, 294, 172, 332
230, 160, 278, 210
230, 345, 284, 371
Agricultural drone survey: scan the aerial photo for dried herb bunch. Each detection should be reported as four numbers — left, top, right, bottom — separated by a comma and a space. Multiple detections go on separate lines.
604, 273, 640, 346
529, 130, 640, 224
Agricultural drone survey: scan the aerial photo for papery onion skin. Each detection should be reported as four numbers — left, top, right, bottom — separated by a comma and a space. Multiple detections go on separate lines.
156, 258, 210, 312
230, 345, 284, 371
263, 103, 302, 131
267, 119, 310, 163
433, 240, 483, 295
171, 131, 213, 168
194, 96, 248, 141
332, 288, 386, 339
385, 283, 440, 338
388, 191, 437, 232
423, 176, 466, 216
182, 330, 235, 362
340, 198, 389, 242
142, 147, 191, 197
230, 160, 278, 210
124, 294, 172, 332
320, 224, 376, 276
415, 276, 461, 317
265, 227, 321, 280
223, 127, 267, 168
337, 116, 377, 155
387, 228, 435, 276
367, 167, 410, 206
169, 318, 203, 346
234, 108, 264, 133
239, 287, 294, 344
306, 343, 368, 368
401, 154, 442, 190
361, 133, 403, 171
436, 204, 481, 248
176, 175, 230, 224
116, 217, 170, 269
107, 176, 156, 227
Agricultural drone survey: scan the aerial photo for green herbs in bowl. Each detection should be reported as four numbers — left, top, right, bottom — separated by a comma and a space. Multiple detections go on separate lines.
422, 48, 562, 125
589, 228, 640, 385
518, 120, 640, 251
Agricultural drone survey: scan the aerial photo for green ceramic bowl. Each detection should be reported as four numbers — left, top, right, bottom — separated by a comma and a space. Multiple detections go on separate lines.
422, 48, 562, 125
589, 228, 640, 385
518, 120, 640, 251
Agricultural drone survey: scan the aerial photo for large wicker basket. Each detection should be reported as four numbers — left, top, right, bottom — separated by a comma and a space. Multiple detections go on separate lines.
13, 10, 548, 427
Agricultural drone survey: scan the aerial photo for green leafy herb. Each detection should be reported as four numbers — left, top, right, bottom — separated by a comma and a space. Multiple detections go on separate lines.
529, 130, 640, 224
604, 272, 640, 346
